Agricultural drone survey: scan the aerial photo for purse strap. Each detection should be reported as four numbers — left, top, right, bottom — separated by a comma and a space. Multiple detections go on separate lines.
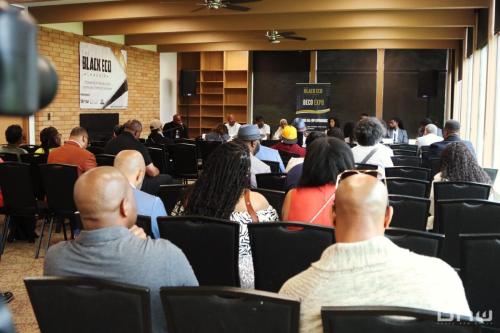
361, 147, 379, 164
244, 189, 259, 223
308, 191, 336, 224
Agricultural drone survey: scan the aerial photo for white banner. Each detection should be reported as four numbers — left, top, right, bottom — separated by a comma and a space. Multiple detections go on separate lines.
79, 42, 128, 109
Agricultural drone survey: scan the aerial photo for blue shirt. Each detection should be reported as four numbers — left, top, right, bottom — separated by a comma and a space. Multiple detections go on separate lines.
133, 187, 167, 239
255, 145, 285, 172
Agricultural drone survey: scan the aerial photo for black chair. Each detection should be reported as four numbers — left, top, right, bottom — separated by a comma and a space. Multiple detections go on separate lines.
158, 184, 188, 213
0, 153, 18, 162
39, 164, 78, 258
0, 162, 49, 256
139, 138, 146, 143
355, 163, 378, 170
392, 149, 417, 156
25, 277, 152, 333
160, 286, 300, 333
436, 199, 500, 268
261, 140, 280, 147
434, 181, 491, 202
253, 188, 285, 218
390, 144, 418, 153
248, 222, 334, 292
158, 216, 240, 286
89, 141, 106, 147
385, 167, 431, 181
483, 168, 498, 183
199, 141, 221, 165
278, 151, 300, 167
389, 195, 430, 231
262, 160, 281, 173
136, 215, 153, 238
321, 306, 481, 333
167, 143, 198, 181
391, 155, 421, 167
429, 158, 441, 176
386, 178, 429, 198
148, 147, 169, 174
19, 144, 41, 153
385, 227, 443, 257
95, 154, 116, 166
256, 173, 287, 191
20, 153, 48, 200
460, 233, 500, 329
87, 145, 104, 155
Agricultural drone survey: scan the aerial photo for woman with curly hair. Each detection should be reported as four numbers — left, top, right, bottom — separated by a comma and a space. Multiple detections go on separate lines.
427, 142, 492, 229
34, 126, 61, 154
172, 141, 279, 288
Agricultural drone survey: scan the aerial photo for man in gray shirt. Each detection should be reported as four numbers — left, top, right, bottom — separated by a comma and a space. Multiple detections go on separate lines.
44, 166, 198, 333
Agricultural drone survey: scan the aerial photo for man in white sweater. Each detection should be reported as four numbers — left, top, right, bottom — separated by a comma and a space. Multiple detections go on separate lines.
279, 174, 470, 333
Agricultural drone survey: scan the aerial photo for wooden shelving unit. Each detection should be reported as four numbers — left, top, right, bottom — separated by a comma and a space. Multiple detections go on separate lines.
177, 51, 249, 138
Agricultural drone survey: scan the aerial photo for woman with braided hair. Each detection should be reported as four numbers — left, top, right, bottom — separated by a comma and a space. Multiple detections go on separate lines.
172, 141, 279, 288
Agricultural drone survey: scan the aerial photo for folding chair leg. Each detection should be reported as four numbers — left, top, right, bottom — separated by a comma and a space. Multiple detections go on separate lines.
1, 216, 10, 255
35, 217, 47, 259
44, 218, 55, 255
61, 218, 68, 241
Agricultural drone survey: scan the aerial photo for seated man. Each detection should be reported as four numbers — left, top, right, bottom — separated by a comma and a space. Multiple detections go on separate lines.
255, 143, 285, 173
416, 123, 443, 148
105, 119, 173, 195
280, 174, 470, 333
44, 167, 198, 333
48, 127, 96, 176
225, 114, 241, 140
235, 125, 270, 188
163, 114, 188, 140
114, 150, 167, 238
271, 126, 306, 157
428, 119, 475, 160
0, 124, 27, 161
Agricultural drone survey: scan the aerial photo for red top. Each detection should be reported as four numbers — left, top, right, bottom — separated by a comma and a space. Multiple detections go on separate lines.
48, 141, 97, 176
286, 184, 336, 227
271, 142, 306, 157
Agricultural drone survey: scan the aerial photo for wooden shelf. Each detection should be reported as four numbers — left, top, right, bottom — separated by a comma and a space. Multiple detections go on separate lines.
201, 93, 223, 95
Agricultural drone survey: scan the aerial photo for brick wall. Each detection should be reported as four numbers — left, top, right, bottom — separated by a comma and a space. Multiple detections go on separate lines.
37, 26, 160, 141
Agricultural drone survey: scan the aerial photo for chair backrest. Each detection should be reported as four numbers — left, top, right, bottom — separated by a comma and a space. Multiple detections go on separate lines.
0, 162, 38, 216
0, 152, 18, 162
385, 167, 431, 181
20, 153, 48, 200
321, 306, 481, 333
261, 140, 280, 147
199, 141, 222, 164
160, 286, 300, 333
248, 222, 334, 292
429, 158, 441, 176
19, 144, 41, 153
355, 163, 378, 170
95, 154, 116, 167
167, 143, 198, 179
483, 168, 498, 183
388, 195, 430, 231
460, 233, 500, 328
158, 216, 240, 286
158, 184, 188, 213
278, 151, 300, 167
437, 199, 500, 268
392, 149, 417, 156
262, 160, 281, 173
256, 173, 287, 191
434, 181, 491, 202
25, 277, 152, 333
86, 146, 104, 155
253, 188, 285, 218
385, 227, 443, 257
136, 215, 153, 238
147, 147, 168, 174
391, 155, 421, 167
386, 178, 429, 198
390, 144, 418, 152
39, 164, 78, 216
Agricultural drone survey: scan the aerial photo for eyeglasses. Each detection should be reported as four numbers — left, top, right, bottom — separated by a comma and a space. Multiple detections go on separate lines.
336, 169, 386, 186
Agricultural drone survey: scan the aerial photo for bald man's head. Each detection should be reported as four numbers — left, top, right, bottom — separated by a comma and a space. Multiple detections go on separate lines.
333, 174, 393, 243
114, 150, 146, 188
74, 166, 137, 230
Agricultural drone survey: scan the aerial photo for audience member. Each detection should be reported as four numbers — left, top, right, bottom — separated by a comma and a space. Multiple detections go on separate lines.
104, 119, 173, 195
351, 117, 393, 170
114, 150, 167, 239
427, 142, 492, 229
163, 114, 188, 140
326, 117, 340, 132
272, 119, 288, 140
343, 121, 356, 145
255, 140, 286, 173
225, 114, 241, 139
416, 124, 443, 148
112, 124, 123, 139
44, 167, 197, 333
428, 120, 475, 161
280, 174, 471, 333
285, 131, 326, 184
35, 126, 61, 154
48, 127, 96, 176
326, 127, 344, 140
417, 118, 433, 137
0, 125, 27, 161
386, 117, 409, 144
172, 142, 278, 288
235, 125, 270, 188
147, 119, 169, 145
282, 137, 354, 225
271, 126, 306, 157
205, 123, 230, 143
359, 112, 369, 120
254, 115, 271, 140
293, 118, 307, 147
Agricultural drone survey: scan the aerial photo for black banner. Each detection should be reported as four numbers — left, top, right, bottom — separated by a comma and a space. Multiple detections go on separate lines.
296, 83, 332, 131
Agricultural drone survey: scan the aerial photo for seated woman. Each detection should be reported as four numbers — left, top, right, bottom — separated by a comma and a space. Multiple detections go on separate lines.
172, 141, 279, 288
204, 123, 230, 143
34, 126, 61, 154
282, 137, 355, 227
351, 117, 393, 171
427, 142, 492, 230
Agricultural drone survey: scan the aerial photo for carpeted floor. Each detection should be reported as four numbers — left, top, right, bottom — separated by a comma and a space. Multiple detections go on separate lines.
0, 225, 65, 333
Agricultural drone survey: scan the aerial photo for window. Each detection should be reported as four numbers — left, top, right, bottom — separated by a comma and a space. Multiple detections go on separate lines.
464, 55, 474, 141
476, 46, 488, 163
494, 35, 500, 168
